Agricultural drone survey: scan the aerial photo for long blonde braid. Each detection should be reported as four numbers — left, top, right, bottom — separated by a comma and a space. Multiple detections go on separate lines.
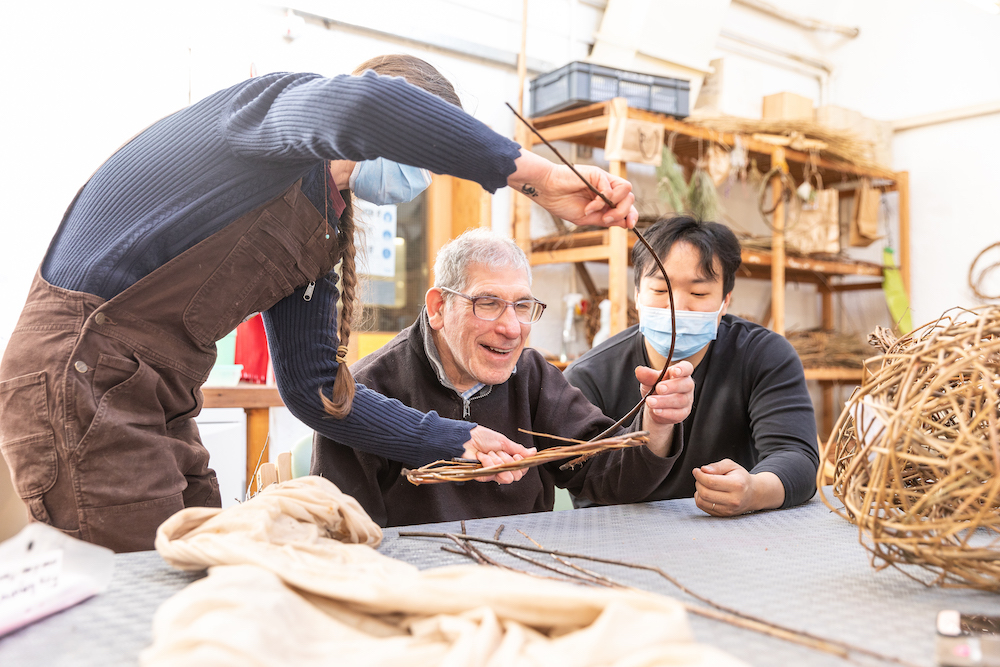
320, 190, 359, 418
321, 54, 460, 419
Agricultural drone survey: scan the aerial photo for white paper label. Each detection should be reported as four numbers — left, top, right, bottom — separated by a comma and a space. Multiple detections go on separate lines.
0, 548, 63, 612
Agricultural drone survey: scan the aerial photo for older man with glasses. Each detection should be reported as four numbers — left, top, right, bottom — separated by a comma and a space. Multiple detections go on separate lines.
312, 228, 695, 527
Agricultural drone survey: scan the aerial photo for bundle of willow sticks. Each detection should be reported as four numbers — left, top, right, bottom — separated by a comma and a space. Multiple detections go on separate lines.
402, 431, 649, 485
785, 328, 870, 369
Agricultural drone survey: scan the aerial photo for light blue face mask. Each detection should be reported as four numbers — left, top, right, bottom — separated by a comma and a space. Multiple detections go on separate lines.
638, 303, 724, 360
349, 157, 432, 205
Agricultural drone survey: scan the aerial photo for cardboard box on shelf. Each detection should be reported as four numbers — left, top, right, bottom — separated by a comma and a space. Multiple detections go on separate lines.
762, 92, 814, 121
817, 105, 893, 167
816, 105, 865, 133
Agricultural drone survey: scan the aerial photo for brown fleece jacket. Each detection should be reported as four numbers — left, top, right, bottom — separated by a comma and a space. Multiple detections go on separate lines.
311, 314, 680, 527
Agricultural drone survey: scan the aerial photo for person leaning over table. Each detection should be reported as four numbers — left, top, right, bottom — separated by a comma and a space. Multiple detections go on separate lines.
312, 229, 696, 527
0, 55, 641, 553
564, 215, 820, 516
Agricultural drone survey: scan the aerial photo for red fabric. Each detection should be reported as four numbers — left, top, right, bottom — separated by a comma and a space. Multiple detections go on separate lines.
236, 315, 270, 383
327, 171, 347, 218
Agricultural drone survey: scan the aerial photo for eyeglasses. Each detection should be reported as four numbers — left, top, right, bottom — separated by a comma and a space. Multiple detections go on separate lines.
439, 287, 547, 324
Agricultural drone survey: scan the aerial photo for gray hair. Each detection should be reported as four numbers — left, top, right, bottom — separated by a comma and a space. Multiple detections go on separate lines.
433, 228, 531, 293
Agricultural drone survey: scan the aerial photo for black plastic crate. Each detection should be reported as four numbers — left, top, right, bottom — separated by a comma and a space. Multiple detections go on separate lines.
529, 61, 690, 119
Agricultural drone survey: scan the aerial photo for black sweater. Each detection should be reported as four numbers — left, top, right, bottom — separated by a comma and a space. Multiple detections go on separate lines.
564, 317, 819, 508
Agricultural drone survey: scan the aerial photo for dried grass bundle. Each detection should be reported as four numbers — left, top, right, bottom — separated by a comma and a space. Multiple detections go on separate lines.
687, 117, 884, 170
786, 329, 870, 369
655, 145, 687, 214
687, 168, 721, 222
403, 431, 649, 485
819, 306, 1000, 589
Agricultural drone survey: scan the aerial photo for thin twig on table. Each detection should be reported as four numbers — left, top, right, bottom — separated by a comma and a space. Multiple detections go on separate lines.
399, 530, 919, 667
517, 529, 620, 587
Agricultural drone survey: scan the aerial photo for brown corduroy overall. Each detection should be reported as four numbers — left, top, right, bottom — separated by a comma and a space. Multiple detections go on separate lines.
0, 181, 337, 552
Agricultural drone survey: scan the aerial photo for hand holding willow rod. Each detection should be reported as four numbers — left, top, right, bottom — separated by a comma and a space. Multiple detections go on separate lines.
505, 103, 679, 442
403, 432, 650, 485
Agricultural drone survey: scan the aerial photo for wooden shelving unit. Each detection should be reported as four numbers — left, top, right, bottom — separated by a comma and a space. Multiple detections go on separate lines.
514, 98, 911, 437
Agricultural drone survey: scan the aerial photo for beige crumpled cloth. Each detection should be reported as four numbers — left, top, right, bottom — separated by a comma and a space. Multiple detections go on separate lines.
142, 476, 744, 667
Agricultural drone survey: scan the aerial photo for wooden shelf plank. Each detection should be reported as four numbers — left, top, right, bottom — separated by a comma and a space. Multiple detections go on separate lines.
531, 100, 610, 128
803, 367, 863, 382
531, 229, 607, 252
550, 360, 861, 382
742, 248, 882, 278
530, 115, 611, 144
529, 245, 612, 265
530, 232, 883, 280
202, 383, 284, 409
526, 100, 898, 181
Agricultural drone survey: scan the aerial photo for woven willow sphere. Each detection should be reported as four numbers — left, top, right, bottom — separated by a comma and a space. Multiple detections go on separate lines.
820, 306, 1000, 590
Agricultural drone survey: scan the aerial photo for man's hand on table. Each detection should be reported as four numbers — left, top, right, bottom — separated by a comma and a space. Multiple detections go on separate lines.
693, 460, 786, 516
637, 362, 694, 457
462, 425, 536, 484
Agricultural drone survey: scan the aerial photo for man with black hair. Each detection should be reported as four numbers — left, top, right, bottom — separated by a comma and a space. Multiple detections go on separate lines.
565, 215, 819, 515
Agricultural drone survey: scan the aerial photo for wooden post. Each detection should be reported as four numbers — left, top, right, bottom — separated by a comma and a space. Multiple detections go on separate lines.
256, 462, 278, 493
276, 452, 292, 483
895, 170, 911, 299
427, 174, 453, 284
452, 177, 491, 234
770, 148, 787, 337
605, 97, 631, 335
245, 407, 269, 497
608, 160, 629, 334
820, 380, 835, 441
820, 284, 834, 331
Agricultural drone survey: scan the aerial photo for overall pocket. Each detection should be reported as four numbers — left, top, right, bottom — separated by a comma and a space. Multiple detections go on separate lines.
75, 353, 159, 457
74, 354, 189, 508
183, 235, 281, 347
0, 371, 58, 500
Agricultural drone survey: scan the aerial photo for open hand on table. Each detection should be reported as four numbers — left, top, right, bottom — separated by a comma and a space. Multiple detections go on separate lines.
461, 425, 536, 484
693, 459, 785, 516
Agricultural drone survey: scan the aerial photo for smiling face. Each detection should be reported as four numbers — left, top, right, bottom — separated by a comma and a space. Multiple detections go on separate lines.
426, 263, 533, 391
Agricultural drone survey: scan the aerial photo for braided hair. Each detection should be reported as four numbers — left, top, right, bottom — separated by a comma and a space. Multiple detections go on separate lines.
321, 55, 460, 418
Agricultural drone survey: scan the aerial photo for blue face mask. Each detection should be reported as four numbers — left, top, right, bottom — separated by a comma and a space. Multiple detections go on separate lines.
638, 303, 724, 360
349, 158, 432, 205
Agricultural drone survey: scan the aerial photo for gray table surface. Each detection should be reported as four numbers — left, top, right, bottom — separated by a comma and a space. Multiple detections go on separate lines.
3, 494, 1000, 666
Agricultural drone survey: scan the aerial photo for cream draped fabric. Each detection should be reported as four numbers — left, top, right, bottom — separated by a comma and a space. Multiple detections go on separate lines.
142, 476, 744, 667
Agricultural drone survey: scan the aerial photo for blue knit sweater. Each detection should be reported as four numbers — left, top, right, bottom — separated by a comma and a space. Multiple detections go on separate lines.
41, 71, 522, 466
